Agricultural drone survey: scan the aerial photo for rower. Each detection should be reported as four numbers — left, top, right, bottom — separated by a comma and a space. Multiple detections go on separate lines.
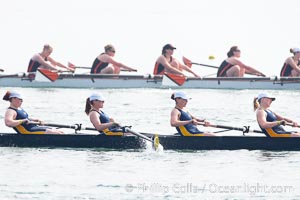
85, 93, 123, 135
90, 44, 137, 74
153, 44, 200, 77
3, 91, 64, 134
170, 91, 214, 136
27, 44, 74, 73
254, 93, 300, 137
280, 47, 300, 77
217, 46, 265, 77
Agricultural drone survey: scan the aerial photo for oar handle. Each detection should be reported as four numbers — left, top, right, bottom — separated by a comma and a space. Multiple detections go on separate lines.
285, 122, 300, 128
191, 62, 219, 69
28, 121, 83, 130
199, 122, 263, 134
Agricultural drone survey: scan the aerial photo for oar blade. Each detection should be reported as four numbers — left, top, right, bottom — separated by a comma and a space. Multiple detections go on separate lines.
153, 135, 160, 150
35, 68, 59, 82
162, 72, 186, 87
182, 56, 193, 68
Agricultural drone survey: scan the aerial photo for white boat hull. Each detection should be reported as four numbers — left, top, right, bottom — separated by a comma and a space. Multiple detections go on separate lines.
1, 73, 300, 89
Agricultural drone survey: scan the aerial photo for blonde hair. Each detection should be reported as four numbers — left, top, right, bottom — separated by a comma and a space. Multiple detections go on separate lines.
104, 44, 115, 52
253, 97, 260, 111
43, 44, 53, 51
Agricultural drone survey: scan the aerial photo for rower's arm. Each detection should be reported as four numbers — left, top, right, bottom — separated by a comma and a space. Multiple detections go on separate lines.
107, 56, 137, 71
159, 57, 185, 76
47, 57, 74, 71
4, 110, 28, 127
89, 112, 115, 131
233, 58, 265, 76
34, 55, 58, 71
170, 109, 193, 127
178, 62, 200, 77
256, 110, 280, 128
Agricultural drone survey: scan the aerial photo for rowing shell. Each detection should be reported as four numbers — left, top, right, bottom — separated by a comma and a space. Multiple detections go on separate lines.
1, 133, 300, 151
1, 73, 300, 89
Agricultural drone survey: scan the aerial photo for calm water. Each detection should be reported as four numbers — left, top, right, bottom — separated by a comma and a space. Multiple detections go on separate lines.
0, 88, 300, 199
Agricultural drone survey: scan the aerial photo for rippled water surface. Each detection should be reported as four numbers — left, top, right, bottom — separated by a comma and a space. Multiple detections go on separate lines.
0, 88, 300, 199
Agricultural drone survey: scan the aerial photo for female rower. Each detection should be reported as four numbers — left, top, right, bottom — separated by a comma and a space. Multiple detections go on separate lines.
85, 93, 123, 135
27, 44, 74, 73
3, 91, 64, 134
280, 48, 300, 77
170, 91, 214, 136
254, 93, 300, 137
217, 46, 265, 77
153, 44, 200, 77
90, 44, 137, 74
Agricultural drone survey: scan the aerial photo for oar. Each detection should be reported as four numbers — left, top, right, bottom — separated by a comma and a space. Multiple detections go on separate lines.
37, 122, 161, 149
68, 62, 138, 72
199, 122, 264, 134
183, 56, 219, 69
29, 122, 82, 130
285, 122, 300, 128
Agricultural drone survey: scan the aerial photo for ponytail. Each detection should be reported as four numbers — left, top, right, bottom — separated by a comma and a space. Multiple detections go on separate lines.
85, 98, 92, 115
253, 97, 259, 111
171, 93, 175, 100
3, 91, 11, 101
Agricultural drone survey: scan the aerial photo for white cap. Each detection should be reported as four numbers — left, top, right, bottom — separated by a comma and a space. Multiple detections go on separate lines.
9, 91, 23, 100
292, 48, 300, 53
257, 93, 275, 101
174, 91, 191, 100
89, 93, 105, 101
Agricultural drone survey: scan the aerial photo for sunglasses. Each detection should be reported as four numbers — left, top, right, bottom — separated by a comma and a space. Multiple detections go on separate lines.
94, 99, 104, 102
110, 50, 116, 53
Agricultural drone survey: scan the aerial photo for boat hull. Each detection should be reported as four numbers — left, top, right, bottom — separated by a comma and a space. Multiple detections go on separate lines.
1, 133, 300, 151
1, 74, 300, 89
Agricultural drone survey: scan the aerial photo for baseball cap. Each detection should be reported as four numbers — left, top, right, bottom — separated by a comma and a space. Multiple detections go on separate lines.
9, 91, 23, 100
257, 93, 275, 101
174, 91, 191, 100
89, 93, 105, 101
163, 44, 176, 50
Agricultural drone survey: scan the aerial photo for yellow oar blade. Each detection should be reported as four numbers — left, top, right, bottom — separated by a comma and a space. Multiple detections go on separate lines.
153, 135, 160, 150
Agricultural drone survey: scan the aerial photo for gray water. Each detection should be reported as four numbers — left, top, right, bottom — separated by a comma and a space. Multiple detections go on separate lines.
0, 88, 300, 199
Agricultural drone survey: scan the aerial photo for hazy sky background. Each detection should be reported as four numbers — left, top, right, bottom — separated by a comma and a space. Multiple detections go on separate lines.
0, 0, 299, 76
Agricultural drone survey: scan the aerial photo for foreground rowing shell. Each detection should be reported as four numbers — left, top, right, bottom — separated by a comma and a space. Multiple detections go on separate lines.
1, 134, 300, 151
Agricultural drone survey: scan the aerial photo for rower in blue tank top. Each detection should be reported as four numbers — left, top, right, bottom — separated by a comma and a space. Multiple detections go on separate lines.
85, 93, 123, 135
170, 91, 214, 136
254, 93, 300, 137
3, 91, 64, 134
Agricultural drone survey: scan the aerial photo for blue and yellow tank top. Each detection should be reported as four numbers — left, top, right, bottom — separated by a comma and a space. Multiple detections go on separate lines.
8, 107, 46, 134
91, 110, 123, 136
175, 108, 204, 136
259, 109, 292, 137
